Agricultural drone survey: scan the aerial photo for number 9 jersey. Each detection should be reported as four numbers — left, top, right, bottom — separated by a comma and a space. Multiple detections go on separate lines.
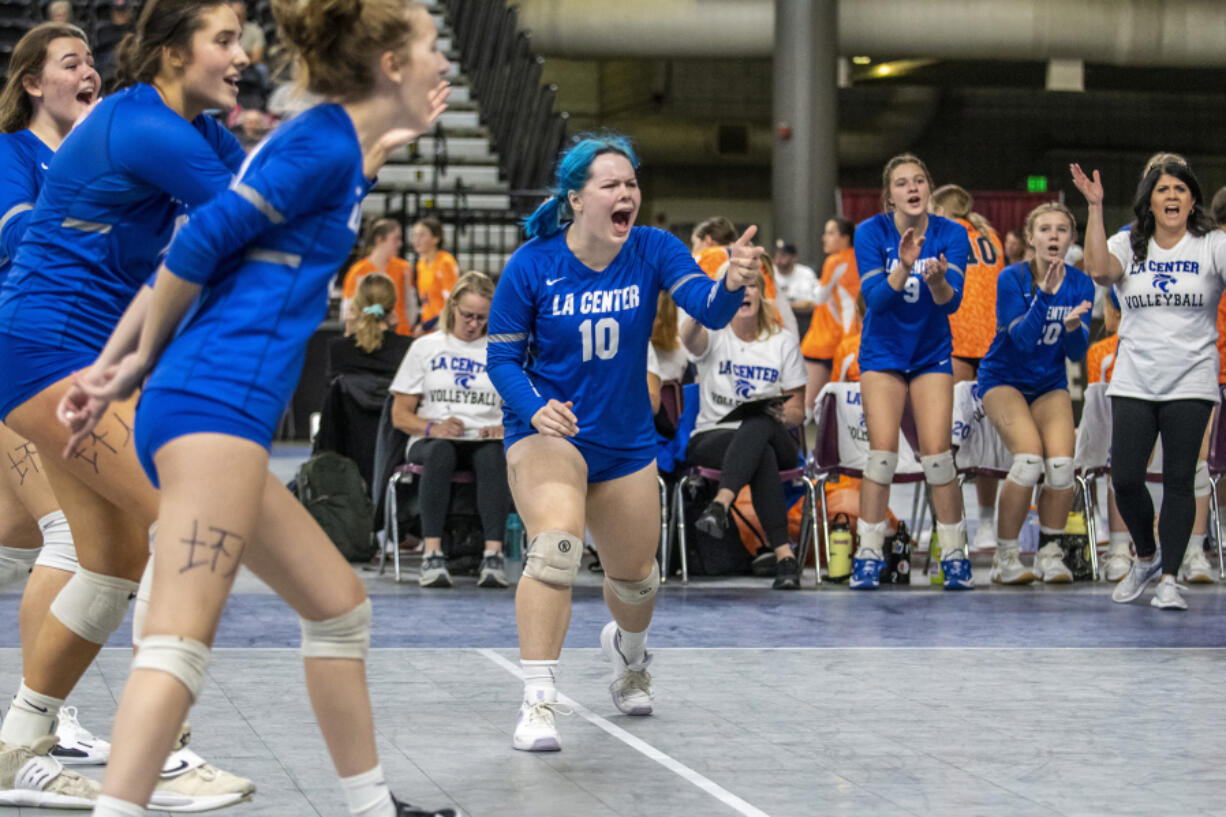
487, 226, 743, 462
854, 213, 968, 375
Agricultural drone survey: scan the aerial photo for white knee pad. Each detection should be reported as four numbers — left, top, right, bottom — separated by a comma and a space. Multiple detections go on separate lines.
1044, 457, 1075, 491
522, 530, 584, 586
50, 567, 138, 645
920, 451, 956, 486
1195, 460, 1210, 498
300, 598, 372, 660
132, 635, 211, 702
863, 450, 899, 485
33, 511, 78, 573
605, 563, 660, 605
1006, 453, 1044, 488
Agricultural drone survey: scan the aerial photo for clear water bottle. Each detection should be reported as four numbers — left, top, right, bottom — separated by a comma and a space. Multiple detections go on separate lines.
505, 513, 525, 561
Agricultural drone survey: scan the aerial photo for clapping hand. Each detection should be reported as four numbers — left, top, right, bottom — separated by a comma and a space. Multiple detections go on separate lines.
1064, 300, 1092, 331
1038, 257, 1066, 295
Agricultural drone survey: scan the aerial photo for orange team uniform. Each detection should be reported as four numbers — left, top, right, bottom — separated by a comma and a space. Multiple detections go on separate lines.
1085, 334, 1118, 384
417, 250, 459, 331
695, 245, 777, 299
800, 246, 859, 361
342, 257, 415, 336
948, 218, 1003, 360
833, 329, 861, 383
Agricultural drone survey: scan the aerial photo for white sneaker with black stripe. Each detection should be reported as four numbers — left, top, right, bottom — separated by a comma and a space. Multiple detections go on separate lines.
148, 723, 255, 812
51, 706, 109, 766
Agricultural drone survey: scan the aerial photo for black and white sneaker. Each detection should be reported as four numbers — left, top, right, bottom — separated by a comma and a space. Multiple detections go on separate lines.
418, 553, 453, 588
392, 794, 463, 816
476, 554, 510, 588
51, 706, 109, 766
694, 501, 730, 538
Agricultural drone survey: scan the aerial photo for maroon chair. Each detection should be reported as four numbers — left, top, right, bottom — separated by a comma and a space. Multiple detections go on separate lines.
379, 462, 475, 583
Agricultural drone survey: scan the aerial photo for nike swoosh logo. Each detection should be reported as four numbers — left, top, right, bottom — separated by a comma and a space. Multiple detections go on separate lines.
162, 759, 190, 776
23, 699, 48, 712
40, 163, 48, 170
546, 277, 564, 286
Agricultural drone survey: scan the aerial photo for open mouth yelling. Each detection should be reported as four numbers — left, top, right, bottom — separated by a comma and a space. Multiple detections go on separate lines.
76, 87, 94, 105
611, 207, 634, 234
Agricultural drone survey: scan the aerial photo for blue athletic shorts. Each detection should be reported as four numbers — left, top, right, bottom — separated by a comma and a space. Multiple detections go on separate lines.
861, 356, 954, 381
0, 332, 94, 422
978, 375, 1068, 405
505, 430, 655, 483
135, 387, 274, 488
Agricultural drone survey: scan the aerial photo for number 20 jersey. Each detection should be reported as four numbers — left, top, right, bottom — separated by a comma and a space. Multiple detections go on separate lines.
487, 225, 743, 459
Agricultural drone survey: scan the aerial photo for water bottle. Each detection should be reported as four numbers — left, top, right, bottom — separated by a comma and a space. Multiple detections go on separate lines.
827, 513, 853, 582
505, 513, 525, 561
1061, 510, 1093, 581
927, 527, 944, 585
883, 521, 913, 585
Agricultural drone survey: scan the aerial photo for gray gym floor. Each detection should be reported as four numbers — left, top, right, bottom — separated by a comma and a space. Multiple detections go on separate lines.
2, 447, 1224, 816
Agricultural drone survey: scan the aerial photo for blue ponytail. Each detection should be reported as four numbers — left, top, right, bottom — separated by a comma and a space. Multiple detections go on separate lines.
523, 131, 641, 239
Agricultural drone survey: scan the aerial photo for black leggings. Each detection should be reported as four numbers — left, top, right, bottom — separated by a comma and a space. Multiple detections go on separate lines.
407, 438, 511, 542
1110, 397, 1213, 574
686, 415, 800, 548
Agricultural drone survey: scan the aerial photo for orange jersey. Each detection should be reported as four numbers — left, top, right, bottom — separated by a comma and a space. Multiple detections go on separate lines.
801, 247, 859, 360
695, 244, 777, 299
1086, 334, 1118, 384
1218, 293, 1226, 384
417, 250, 459, 329
833, 330, 861, 383
948, 218, 1003, 360
342, 257, 415, 336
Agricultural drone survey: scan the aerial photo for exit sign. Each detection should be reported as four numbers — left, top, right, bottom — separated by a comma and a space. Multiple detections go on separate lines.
1027, 175, 1048, 193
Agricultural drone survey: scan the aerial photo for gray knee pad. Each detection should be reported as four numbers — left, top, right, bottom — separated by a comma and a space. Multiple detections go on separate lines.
1195, 460, 1210, 498
33, 511, 78, 573
921, 450, 956, 486
522, 530, 583, 586
863, 450, 899, 485
1006, 453, 1043, 488
132, 635, 211, 702
50, 567, 138, 645
300, 598, 372, 660
1044, 457, 1075, 491
605, 563, 660, 605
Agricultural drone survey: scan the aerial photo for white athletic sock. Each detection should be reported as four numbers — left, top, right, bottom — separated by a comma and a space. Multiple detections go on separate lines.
1109, 531, 1131, 550
0, 544, 39, 588
936, 521, 967, 558
855, 520, 887, 558
1185, 534, 1206, 559
483, 549, 498, 558
93, 794, 146, 816
997, 538, 1018, 552
0, 681, 62, 746
339, 764, 395, 817
521, 659, 558, 702
616, 627, 648, 666
1039, 526, 1065, 537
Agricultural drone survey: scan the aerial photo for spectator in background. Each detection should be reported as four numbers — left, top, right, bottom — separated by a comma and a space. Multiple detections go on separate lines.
646, 292, 687, 422
229, 0, 265, 65
1003, 227, 1028, 266
390, 272, 510, 590
45, 0, 71, 23
800, 217, 858, 414
772, 240, 818, 315
329, 274, 412, 382
411, 215, 458, 332
93, 0, 133, 83
343, 218, 418, 336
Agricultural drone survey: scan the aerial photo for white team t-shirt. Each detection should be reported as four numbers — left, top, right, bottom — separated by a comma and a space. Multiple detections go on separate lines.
389, 331, 502, 447
647, 343, 689, 383
774, 263, 819, 304
1107, 229, 1226, 402
689, 326, 807, 435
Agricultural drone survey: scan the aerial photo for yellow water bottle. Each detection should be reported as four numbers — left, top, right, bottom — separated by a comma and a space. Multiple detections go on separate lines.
828, 513, 853, 582
928, 527, 944, 585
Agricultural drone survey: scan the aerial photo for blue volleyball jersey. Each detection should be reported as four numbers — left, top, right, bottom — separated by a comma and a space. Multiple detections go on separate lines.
487, 226, 744, 458
977, 261, 1094, 391
0, 84, 244, 353
0, 130, 52, 284
854, 213, 968, 372
144, 103, 370, 440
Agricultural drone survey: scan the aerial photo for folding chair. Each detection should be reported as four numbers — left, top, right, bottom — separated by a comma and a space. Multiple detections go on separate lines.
806, 381, 929, 588
1199, 386, 1226, 579
668, 384, 818, 585
380, 462, 475, 583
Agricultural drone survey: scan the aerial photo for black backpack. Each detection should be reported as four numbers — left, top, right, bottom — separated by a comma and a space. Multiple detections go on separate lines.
294, 451, 377, 563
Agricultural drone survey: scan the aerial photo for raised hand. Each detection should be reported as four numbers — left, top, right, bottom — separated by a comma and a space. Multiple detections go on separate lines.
723, 225, 760, 291
1039, 257, 1065, 295
1064, 300, 1092, 331
531, 399, 579, 438
898, 227, 926, 270
1069, 164, 1104, 207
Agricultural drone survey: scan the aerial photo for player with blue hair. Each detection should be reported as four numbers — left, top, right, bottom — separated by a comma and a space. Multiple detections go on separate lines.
487, 131, 758, 752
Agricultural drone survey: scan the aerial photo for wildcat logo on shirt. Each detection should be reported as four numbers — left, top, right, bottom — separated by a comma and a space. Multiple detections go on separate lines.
454, 372, 476, 388
550, 285, 641, 316
734, 378, 754, 399
1152, 273, 1176, 293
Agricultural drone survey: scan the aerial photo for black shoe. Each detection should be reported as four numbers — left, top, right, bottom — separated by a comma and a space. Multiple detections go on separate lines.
393, 794, 462, 816
773, 556, 800, 590
694, 501, 730, 538
751, 549, 778, 577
